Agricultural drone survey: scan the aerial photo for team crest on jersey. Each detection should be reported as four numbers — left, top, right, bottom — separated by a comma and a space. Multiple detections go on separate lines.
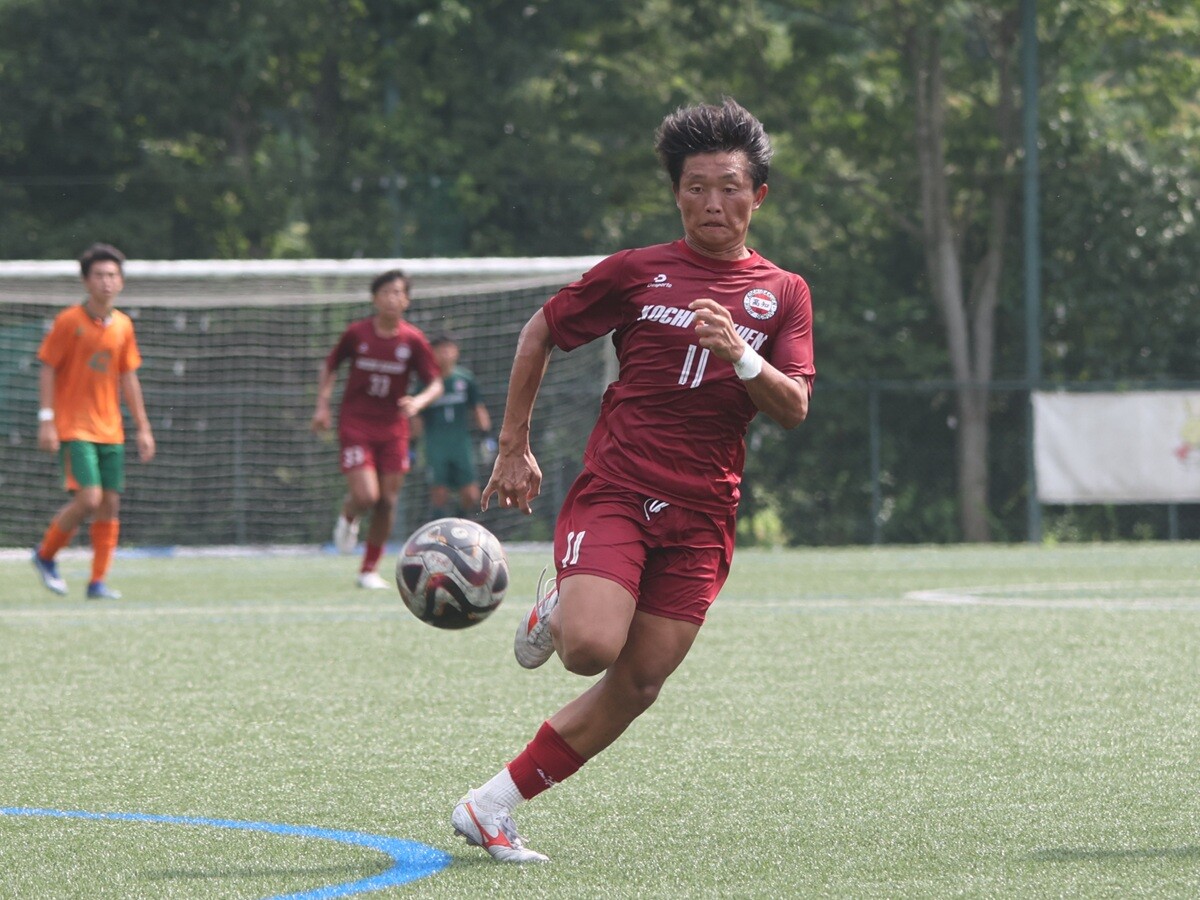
394, 345, 411, 361
743, 288, 778, 320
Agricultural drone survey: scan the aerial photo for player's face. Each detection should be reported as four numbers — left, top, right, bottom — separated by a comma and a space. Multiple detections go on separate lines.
82, 260, 124, 306
673, 151, 768, 260
373, 278, 410, 321
434, 342, 459, 374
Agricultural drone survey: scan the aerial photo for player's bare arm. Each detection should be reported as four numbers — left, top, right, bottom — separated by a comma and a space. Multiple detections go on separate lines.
120, 370, 156, 462
37, 363, 59, 453
398, 376, 444, 418
481, 309, 553, 514
310, 363, 337, 432
689, 297, 808, 429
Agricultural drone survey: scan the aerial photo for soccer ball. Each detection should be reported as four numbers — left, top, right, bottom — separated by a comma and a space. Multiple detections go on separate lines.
395, 517, 509, 629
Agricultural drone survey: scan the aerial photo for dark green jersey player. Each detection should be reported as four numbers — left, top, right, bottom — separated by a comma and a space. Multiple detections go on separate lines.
418, 335, 492, 518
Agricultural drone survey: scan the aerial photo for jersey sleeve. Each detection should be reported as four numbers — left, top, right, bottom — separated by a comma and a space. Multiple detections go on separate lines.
326, 326, 357, 370
543, 251, 634, 351
411, 330, 441, 385
37, 311, 72, 369
766, 275, 816, 382
117, 317, 142, 374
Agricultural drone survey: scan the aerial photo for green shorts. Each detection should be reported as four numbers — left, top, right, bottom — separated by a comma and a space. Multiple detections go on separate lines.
424, 437, 478, 490
61, 441, 125, 493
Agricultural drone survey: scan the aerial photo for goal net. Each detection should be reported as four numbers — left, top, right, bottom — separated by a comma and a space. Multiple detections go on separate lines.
0, 257, 608, 550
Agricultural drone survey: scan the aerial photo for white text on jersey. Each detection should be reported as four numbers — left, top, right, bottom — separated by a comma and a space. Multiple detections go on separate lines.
638, 304, 767, 351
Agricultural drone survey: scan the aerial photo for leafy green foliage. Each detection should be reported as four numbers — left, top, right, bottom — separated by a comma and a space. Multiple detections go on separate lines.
1, 0, 1197, 542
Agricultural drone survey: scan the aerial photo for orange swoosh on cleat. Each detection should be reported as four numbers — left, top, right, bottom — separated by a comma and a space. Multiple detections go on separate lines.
466, 803, 512, 848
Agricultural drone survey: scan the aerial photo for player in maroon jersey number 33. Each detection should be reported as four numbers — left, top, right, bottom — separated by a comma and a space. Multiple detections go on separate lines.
451, 98, 815, 862
311, 270, 442, 589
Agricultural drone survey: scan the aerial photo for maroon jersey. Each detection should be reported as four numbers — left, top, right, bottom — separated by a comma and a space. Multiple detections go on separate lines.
543, 239, 815, 515
327, 318, 439, 438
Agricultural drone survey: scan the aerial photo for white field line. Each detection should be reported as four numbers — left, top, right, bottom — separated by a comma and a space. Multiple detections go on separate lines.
906, 581, 1200, 611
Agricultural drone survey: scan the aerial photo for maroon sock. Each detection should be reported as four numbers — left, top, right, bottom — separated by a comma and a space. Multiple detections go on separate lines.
361, 541, 384, 573
506, 721, 586, 800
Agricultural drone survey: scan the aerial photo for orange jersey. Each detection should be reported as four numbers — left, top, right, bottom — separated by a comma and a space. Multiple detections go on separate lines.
38, 304, 143, 444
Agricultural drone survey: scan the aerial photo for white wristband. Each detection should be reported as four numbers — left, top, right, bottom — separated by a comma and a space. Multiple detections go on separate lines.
38, 407, 55, 422
732, 344, 764, 381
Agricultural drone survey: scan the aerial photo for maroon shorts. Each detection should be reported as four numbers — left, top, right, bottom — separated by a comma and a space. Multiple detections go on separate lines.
553, 470, 735, 625
338, 425, 410, 475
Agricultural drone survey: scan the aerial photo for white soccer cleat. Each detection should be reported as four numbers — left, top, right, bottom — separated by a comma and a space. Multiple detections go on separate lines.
356, 571, 390, 590
32, 549, 68, 596
333, 515, 359, 554
452, 791, 549, 864
514, 569, 559, 669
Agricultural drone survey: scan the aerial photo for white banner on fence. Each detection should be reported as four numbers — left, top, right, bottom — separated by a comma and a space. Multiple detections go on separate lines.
1033, 391, 1200, 504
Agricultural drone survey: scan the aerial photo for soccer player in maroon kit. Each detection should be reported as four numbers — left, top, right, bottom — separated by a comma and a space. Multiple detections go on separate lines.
311, 270, 442, 589
452, 99, 815, 862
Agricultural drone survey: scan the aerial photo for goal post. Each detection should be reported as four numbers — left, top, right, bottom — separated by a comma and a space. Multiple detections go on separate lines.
0, 257, 607, 549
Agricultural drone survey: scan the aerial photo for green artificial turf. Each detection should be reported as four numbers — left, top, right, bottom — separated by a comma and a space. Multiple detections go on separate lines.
1, 542, 1198, 898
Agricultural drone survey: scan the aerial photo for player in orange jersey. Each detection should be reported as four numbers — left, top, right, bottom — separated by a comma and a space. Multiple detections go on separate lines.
32, 243, 156, 600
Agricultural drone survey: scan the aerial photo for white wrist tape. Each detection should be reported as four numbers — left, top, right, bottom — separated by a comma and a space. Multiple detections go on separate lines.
38, 407, 55, 422
732, 344, 764, 381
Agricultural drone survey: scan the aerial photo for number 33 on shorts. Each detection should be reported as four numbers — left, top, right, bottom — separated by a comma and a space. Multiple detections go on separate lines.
342, 445, 367, 470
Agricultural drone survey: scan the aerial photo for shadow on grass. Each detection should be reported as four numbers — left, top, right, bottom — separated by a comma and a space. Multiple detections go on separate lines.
1030, 846, 1200, 863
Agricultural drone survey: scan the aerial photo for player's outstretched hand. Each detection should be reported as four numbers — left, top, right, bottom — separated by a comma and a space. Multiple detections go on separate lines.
481, 446, 542, 515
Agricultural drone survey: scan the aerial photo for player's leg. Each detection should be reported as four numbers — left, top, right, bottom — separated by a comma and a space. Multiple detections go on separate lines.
460, 494, 731, 862
458, 481, 482, 518
425, 437, 456, 519
428, 482, 452, 521
85, 444, 125, 599
343, 462, 381, 517
551, 608, 699, 756
87, 486, 123, 600
356, 469, 404, 588
333, 440, 377, 554
515, 470, 644, 670
454, 606, 699, 863
33, 442, 103, 595
552, 573, 638, 675
446, 443, 477, 517
356, 436, 408, 589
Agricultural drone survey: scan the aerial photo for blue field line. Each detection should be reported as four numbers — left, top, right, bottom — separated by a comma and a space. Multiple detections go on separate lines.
0, 806, 451, 898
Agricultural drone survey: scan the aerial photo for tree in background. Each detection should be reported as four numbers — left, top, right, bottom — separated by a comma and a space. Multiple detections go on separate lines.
1, 0, 1197, 542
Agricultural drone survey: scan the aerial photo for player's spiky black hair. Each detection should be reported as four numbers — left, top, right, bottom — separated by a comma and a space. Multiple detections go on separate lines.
654, 98, 773, 189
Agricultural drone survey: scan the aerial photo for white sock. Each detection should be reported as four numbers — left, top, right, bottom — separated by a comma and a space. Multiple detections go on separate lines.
475, 767, 525, 813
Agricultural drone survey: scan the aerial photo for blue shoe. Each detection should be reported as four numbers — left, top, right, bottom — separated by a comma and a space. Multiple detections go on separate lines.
86, 581, 122, 601
32, 549, 68, 595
